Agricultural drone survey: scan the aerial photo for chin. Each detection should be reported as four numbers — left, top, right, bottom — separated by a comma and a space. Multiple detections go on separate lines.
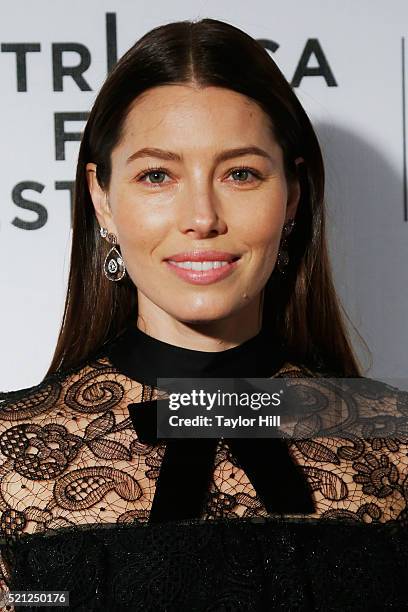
177, 313, 228, 325
173, 305, 235, 325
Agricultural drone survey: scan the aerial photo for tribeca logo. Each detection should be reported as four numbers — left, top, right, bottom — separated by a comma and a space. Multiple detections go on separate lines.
3, 13, 338, 232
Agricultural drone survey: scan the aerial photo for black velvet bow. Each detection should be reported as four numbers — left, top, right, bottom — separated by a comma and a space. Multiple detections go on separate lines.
127, 399, 315, 523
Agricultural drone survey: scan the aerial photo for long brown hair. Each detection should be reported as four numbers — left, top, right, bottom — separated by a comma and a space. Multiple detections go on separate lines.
47, 18, 365, 378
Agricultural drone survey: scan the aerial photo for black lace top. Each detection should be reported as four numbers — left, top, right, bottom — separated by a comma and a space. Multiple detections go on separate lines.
0, 322, 407, 611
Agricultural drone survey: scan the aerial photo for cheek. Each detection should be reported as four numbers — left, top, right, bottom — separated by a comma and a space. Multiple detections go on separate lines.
109, 178, 287, 267
111, 196, 170, 258
238, 189, 287, 254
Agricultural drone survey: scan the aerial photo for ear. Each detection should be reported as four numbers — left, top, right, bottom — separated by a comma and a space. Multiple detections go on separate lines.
285, 156, 304, 223
86, 163, 118, 234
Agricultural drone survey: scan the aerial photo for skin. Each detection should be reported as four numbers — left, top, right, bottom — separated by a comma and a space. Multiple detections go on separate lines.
87, 84, 302, 351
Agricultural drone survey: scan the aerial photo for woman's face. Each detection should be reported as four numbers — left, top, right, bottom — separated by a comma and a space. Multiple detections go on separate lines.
88, 84, 300, 337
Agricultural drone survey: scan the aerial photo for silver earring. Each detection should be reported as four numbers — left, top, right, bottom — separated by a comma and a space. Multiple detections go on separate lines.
100, 227, 126, 281
276, 219, 295, 274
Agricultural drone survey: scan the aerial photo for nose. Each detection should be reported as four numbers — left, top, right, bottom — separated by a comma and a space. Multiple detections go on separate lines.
177, 180, 227, 238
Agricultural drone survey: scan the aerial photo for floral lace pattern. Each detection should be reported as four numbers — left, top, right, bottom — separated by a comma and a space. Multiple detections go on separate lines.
0, 353, 407, 610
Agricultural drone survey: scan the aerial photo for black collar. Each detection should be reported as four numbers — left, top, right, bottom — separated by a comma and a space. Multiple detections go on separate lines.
106, 321, 286, 386
105, 322, 315, 522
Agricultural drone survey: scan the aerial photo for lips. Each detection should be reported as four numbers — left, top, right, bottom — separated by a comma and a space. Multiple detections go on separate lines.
164, 250, 240, 263
165, 260, 239, 284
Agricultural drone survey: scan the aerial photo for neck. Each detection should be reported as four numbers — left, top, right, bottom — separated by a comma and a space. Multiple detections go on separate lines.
106, 318, 284, 387
136, 294, 263, 352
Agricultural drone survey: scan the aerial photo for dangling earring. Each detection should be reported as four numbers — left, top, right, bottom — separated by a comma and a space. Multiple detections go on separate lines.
276, 219, 295, 274
100, 227, 126, 281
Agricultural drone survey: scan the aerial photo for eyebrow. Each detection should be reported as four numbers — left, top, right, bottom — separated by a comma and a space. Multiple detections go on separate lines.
126, 146, 274, 165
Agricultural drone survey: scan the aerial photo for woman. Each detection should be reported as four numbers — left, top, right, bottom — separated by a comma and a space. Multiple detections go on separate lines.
0, 17, 407, 611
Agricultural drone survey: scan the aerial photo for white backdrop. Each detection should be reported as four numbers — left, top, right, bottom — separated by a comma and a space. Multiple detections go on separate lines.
1, 0, 407, 391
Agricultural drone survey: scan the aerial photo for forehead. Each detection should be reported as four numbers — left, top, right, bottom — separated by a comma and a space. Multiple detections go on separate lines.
117, 84, 277, 152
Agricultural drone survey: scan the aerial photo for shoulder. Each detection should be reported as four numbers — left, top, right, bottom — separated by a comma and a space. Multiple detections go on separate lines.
277, 362, 408, 522
276, 361, 407, 413
0, 353, 142, 423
